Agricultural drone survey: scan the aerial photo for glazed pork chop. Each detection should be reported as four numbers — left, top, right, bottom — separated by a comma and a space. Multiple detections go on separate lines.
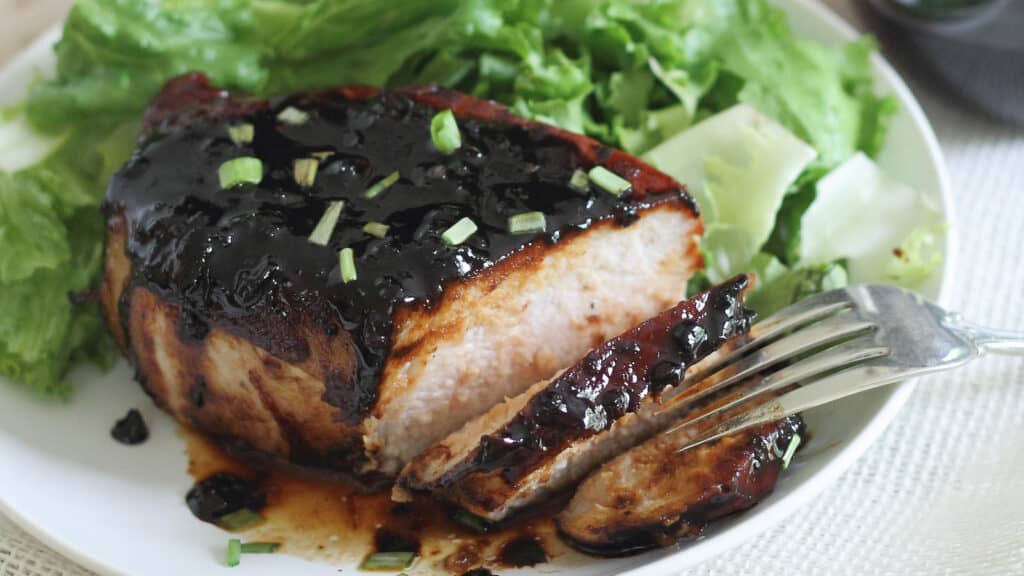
99, 74, 702, 482
558, 409, 804, 556
398, 276, 755, 520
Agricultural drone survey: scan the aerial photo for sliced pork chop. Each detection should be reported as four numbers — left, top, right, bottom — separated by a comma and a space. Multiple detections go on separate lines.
398, 276, 755, 519
99, 74, 702, 482
558, 411, 804, 556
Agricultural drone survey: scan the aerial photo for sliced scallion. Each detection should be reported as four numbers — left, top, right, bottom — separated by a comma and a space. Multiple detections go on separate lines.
360, 551, 416, 571
308, 201, 345, 246
441, 217, 477, 246
339, 247, 357, 284
430, 109, 462, 154
363, 222, 390, 239
277, 106, 310, 125
453, 508, 491, 533
365, 170, 400, 199
218, 157, 263, 189
508, 211, 547, 235
240, 542, 281, 554
782, 434, 801, 470
218, 508, 264, 531
588, 166, 631, 197
569, 168, 590, 192
226, 539, 242, 567
293, 157, 319, 187
227, 123, 254, 146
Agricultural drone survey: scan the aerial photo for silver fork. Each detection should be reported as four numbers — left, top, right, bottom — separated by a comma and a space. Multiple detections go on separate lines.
661, 284, 1024, 453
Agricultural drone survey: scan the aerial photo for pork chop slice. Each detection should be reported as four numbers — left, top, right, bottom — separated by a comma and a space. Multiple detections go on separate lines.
397, 276, 755, 519
100, 74, 702, 482
557, 407, 804, 556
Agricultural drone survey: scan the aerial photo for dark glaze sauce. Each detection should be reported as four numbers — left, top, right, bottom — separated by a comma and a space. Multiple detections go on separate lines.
185, 471, 266, 524
181, 428, 572, 574
110, 409, 149, 445
106, 74, 693, 422
457, 275, 754, 485
497, 537, 548, 567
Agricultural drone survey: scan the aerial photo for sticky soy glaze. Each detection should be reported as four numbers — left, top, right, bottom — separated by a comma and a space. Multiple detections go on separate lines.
180, 428, 577, 574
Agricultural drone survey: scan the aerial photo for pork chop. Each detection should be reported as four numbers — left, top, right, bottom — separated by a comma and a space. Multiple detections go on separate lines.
99, 74, 702, 482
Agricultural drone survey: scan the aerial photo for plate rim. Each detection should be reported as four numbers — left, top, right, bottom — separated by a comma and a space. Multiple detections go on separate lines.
0, 1, 957, 574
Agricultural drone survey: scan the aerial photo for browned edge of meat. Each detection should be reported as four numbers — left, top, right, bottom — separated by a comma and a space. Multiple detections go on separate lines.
398, 275, 755, 516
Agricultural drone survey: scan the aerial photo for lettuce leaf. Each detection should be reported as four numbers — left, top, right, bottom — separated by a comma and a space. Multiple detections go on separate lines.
799, 152, 944, 286
645, 104, 817, 283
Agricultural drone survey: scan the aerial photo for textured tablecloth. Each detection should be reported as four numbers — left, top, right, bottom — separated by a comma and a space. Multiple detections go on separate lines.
1, 1, 1022, 575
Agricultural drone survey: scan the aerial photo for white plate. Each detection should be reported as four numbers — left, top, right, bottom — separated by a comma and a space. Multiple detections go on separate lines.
0, 1, 954, 575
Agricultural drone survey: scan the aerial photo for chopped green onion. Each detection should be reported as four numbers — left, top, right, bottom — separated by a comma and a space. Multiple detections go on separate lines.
360, 551, 416, 571
308, 201, 345, 246
218, 157, 263, 189
453, 508, 491, 533
430, 109, 462, 154
277, 106, 310, 125
508, 211, 547, 235
226, 539, 242, 567
218, 508, 264, 531
365, 170, 400, 199
569, 168, 590, 192
293, 158, 319, 187
363, 222, 390, 239
782, 434, 801, 469
240, 542, 281, 554
339, 247, 357, 283
227, 124, 254, 145
441, 217, 477, 246
588, 166, 631, 197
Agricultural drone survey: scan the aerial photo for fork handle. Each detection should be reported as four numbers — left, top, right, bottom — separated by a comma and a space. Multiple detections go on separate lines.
955, 318, 1024, 356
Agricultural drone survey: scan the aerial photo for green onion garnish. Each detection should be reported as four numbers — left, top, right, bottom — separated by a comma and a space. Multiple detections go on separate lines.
508, 211, 547, 235
339, 247, 357, 283
218, 157, 263, 189
365, 170, 400, 199
227, 124, 254, 146
453, 508, 491, 533
226, 539, 242, 567
277, 106, 310, 125
360, 551, 416, 571
430, 109, 462, 154
293, 157, 319, 187
782, 434, 801, 469
588, 166, 632, 197
308, 201, 344, 246
569, 168, 590, 192
441, 217, 477, 246
218, 508, 264, 531
240, 542, 281, 554
363, 222, 390, 239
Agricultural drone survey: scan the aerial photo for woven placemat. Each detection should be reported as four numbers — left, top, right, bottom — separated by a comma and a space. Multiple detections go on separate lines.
2, 2, 1022, 575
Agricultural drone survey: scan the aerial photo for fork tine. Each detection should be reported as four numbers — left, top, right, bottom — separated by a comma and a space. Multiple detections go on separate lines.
663, 313, 876, 410
678, 290, 855, 388
672, 361, 900, 454
666, 335, 890, 449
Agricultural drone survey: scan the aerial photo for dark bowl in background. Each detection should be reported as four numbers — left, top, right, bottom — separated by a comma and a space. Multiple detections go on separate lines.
866, 0, 1024, 126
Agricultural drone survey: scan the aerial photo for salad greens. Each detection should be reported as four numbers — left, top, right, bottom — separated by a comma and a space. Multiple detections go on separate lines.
0, 0, 939, 397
